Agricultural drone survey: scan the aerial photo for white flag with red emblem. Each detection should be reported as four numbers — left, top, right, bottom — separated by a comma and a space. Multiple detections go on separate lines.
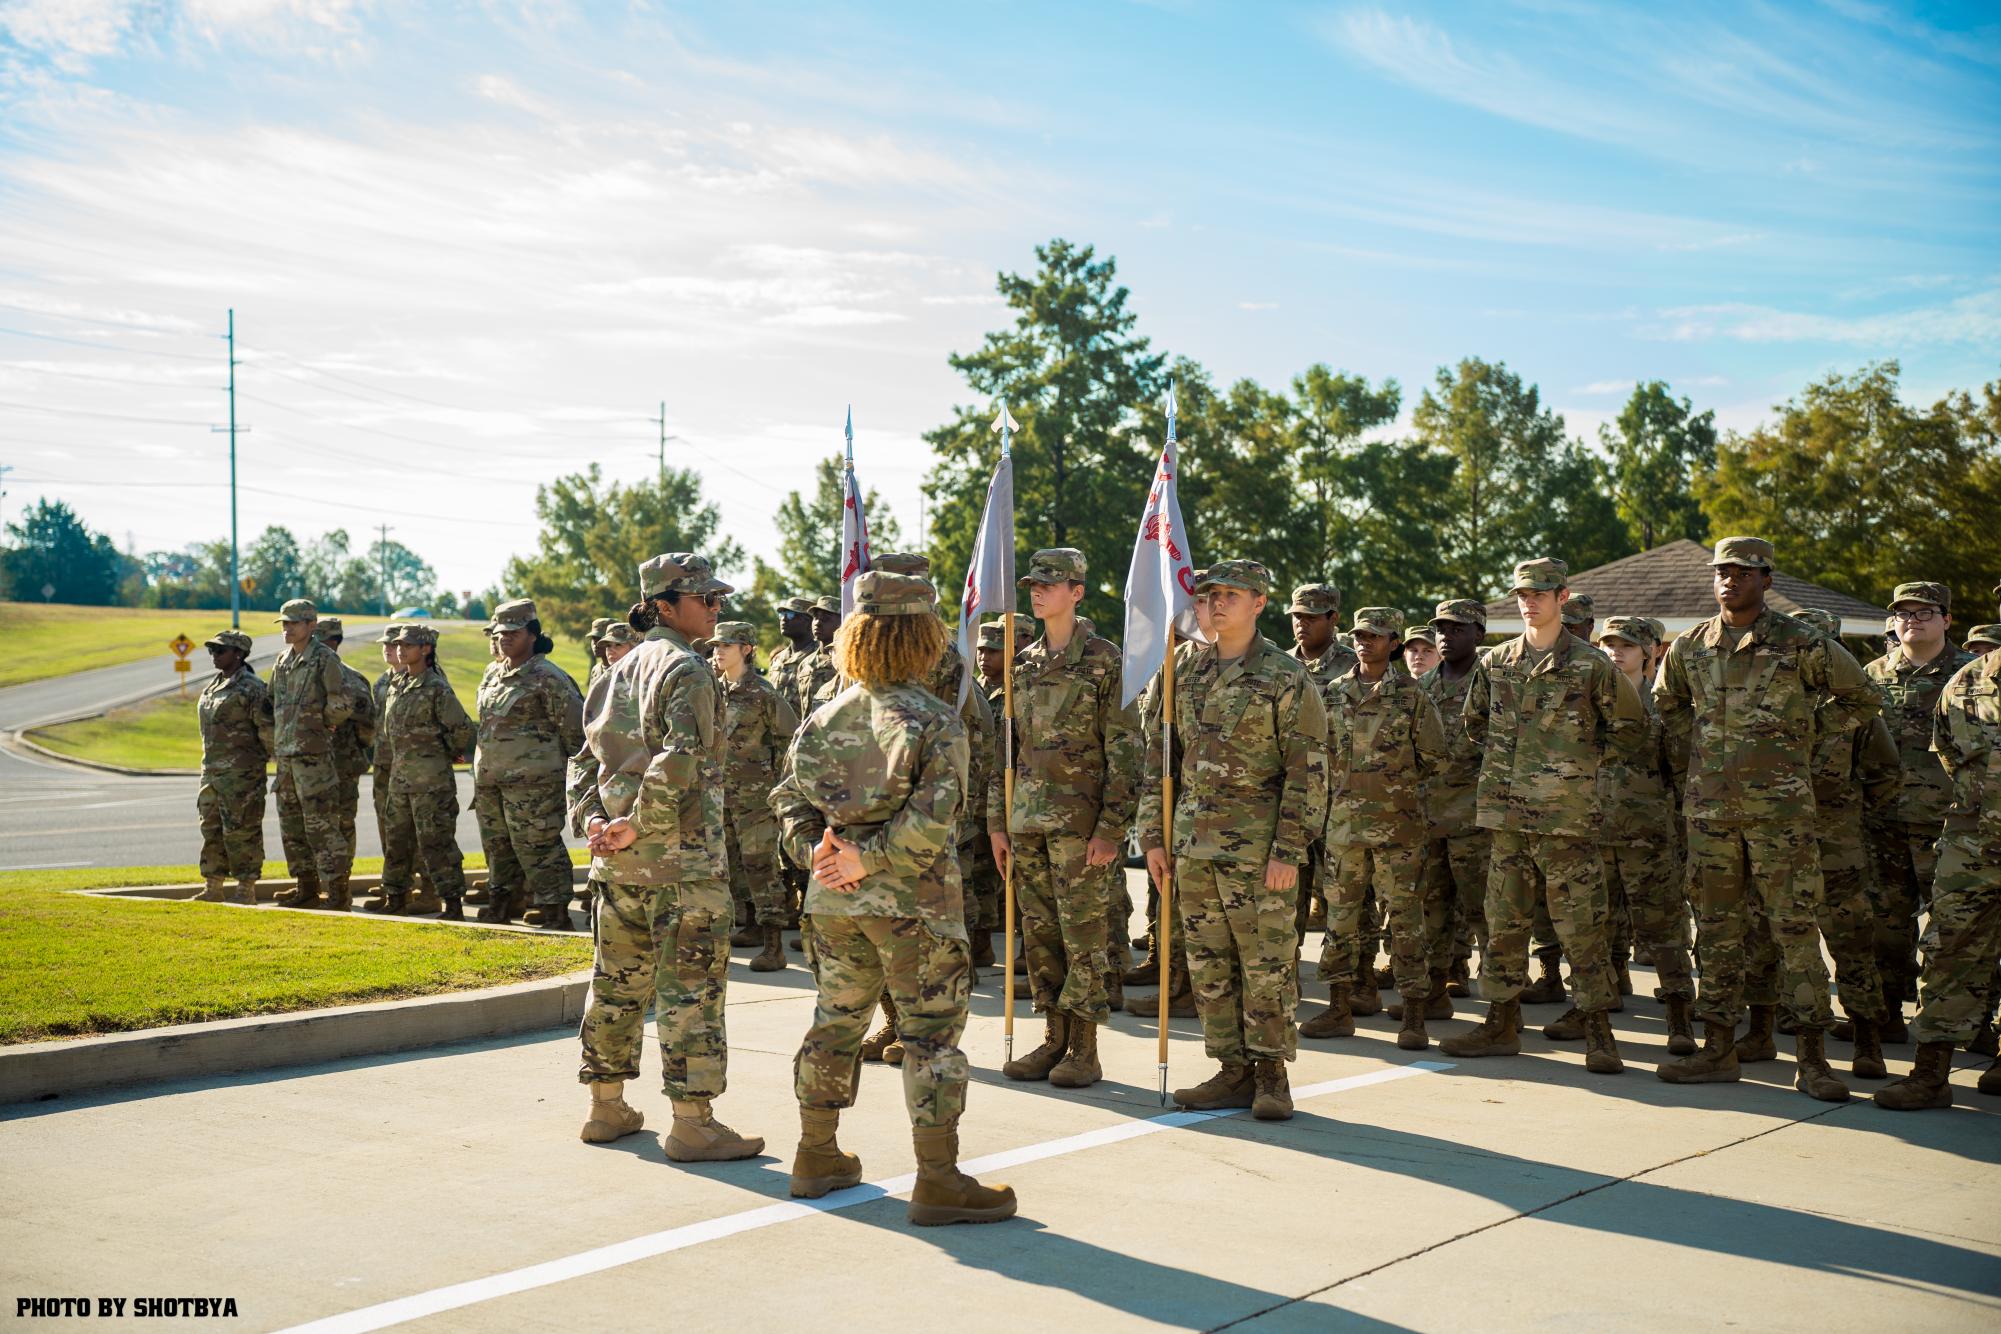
838, 405, 872, 616
954, 401, 1018, 708
1120, 383, 1201, 707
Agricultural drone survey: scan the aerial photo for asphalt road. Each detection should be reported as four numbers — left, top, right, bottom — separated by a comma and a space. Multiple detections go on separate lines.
0, 622, 489, 873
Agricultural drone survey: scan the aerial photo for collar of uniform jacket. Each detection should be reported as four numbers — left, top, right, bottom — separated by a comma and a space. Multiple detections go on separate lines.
1692, 606, 1781, 652
1491, 626, 1590, 675
645, 625, 694, 652
1213, 634, 1286, 685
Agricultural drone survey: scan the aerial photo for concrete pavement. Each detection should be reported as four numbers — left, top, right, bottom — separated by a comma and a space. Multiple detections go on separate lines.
4, 944, 1997, 1333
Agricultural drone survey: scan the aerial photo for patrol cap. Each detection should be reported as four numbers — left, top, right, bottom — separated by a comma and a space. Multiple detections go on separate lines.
1508, 558, 1567, 593
378, 622, 407, 644
873, 552, 932, 578
1019, 547, 1086, 586
1430, 598, 1487, 628
779, 595, 816, 614
588, 617, 613, 642
1964, 623, 2001, 650
1890, 581, 1950, 612
1287, 583, 1340, 615
854, 570, 935, 615
1194, 559, 1271, 596
1351, 606, 1404, 637
1710, 536, 1775, 570
639, 552, 734, 599
976, 620, 1005, 649
1560, 594, 1596, 627
400, 624, 439, 648
1644, 618, 1668, 644
204, 628, 254, 653
710, 620, 758, 646
601, 622, 641, 647
314, 616, 345, 640
274, 597, 317, 623
1793, 608, 1840, 639
1598, 614, 1657, 648
1404, 625, 1437, 646
488, 598, 537, 632
812, 594, 842, 615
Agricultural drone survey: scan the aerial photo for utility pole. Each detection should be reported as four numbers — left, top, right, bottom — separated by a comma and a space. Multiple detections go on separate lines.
649, 400, 667, 488
0, 463, 13, 536
377, 522, 393, 616
209, 310, 245, 628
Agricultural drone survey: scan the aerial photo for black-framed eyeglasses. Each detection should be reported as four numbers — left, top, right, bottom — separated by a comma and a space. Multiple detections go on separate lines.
1893, 607, 1939, 623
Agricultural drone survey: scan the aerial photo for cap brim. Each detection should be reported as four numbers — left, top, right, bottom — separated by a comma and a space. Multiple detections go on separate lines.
1016, 574, 1065, 586
1286, 603, 1333, 615
1430, 614, 1482, 627
489, 621, 528, 633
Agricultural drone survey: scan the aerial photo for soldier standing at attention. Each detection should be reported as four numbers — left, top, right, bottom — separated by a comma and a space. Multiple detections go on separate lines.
1877, 581, 2001, 1109
1418, 600, 1492, 997
475, 599, 584, 929
1287, 584, 1357, 949
372, 624, 474, 919
1867, 581, 1976, 1040
1402, 626, 1441, 679
1142, 560, 1327, 1120
1653, 537, 1879, 1100
1965, 624, 2001, 657
962, 619, 1008, 960
1440, 559, 1639, 1075
767, 597, 817, 708
991, 548, 1139, 1091
769, 570, 1015, 1223
370, 624, 403, 880
571, 553, 762, 1162
797, 594, 844, 718
585, 617, 614, 696
268, 599, 356, 910
1300, 607, 1448, 1050
196, 628, 272, 905
313, 617, 377, 906
711, 620, 799, 971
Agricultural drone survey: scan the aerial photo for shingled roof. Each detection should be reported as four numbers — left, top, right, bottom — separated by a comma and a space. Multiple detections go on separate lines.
1482, 539, 1889, 637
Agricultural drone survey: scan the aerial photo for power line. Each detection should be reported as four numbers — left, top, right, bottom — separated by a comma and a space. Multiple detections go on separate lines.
0, 362, 212, 390
0, 326, 213, 361
0, 397, 215, 426
6, 473, 525, 527
0, 301, 204, 338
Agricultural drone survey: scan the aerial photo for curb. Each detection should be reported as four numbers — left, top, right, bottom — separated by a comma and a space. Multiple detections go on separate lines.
3, 728, 195, 776
0, 969, 593, 1107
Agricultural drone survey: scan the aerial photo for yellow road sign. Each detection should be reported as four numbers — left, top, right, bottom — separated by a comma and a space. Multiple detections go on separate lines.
174, 659, 192, 673
169, 634, 195, 658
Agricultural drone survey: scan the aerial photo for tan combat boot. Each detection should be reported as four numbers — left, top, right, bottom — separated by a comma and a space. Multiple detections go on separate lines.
908, 1122, 1017, 1226
789, 1106, 862, 1198
663, 1098, 764, 1162
232, 878, 260, 905
729, 915, 761, 948
1001, 1012, 1070, 1082
1439, 999, 1522, 1058
1874, 1041, 1954, 1110
1657, 1021, 1741, 1083
524, 903, 571, 929
860, 994, 901, 1062
1397, 995, 1429, 1051
275, 878, 318, 908
1445, 955, 1471, 998
1543, 1007, 1587, 1041
404, 887, 441, 916
580, 1081, 646, 1144
1794, 1030, 1850, 1103
1521, 953, 1566, 1005
1583, 1010, 1624, 1074
364, 889, 406, 915
1123, 952, 1160, 987
197, 877, 227, 902
321, 876, 351, 912
1299, 983, 1355, 1040
1385, 974, 1453, 1022
1734, 1004, 1778, 1062
1979, 1056, 2001, 1097
1049, 1020, 1101, 1089
1615, 954, 1634, 998
1350, 969, 1383, 1017
464, 883, 491, 905
970, 932, 996, 970
1172, 1061, 1255, 1110
1850, 1016, 1887, 1080
1127, 986, 1197, 1019
1251, 1060, 1293, 1121
1106, 963, 1125, 1013
749, 924, 786, 973
1665, 996, 1697, 1056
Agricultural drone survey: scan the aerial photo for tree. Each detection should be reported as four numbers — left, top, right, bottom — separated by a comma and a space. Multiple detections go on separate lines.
302, 529, 352, 600
2, 499, 122, 605
1697, 362, 2001, 618
240, 525, 306, 611
365, 537, 436, 613
758, 454, 904, 599
1603, 381, 1716, 550
924, 239, 1167, 629
503, 464, 750, 642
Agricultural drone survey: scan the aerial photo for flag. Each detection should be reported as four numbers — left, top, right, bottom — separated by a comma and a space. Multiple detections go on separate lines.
1120, 385, 1200, 707
838, 405, 872, 616
955, 402, 1018, 708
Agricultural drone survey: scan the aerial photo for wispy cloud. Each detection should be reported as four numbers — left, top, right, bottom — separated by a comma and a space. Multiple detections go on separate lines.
1645, 290, 2001, 345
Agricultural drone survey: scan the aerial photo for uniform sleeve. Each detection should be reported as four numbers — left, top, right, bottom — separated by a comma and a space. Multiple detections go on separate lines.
1411, 688, 1448, 782
632, 667, 715, 836
1858, 716, 1903, 815
1270, 672, 1328, 867
253, 680, 275, 758
553, 672, 585, 760
1092, 669, 1142, 846
769, 733, 826, 869
958, 685, 993, 844
1810, 636, 1881, 739
1653, 638, 1694, 782
1461, 658, 1493, 753
438, 679, 475, 759
349, 673, 377, 753
856, 716, 968, 881
566, 737, 605, 836
772, 686, 800, 740
1601, 661, 1646, 757
320, 653, 353, 732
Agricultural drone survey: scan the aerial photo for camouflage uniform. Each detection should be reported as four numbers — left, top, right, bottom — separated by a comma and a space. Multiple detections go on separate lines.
991, 549, 1139, 1026
1289, 583, 1361, 952
572, 555, 736, 1098
266, 600, 355, 895
962, 620, 1009, 932
474, 599, 584, 915
585, 616, 614, 700
769, 571, 973, 1127
1139, 562, 1328, 1067
1865, 582, 1977, 1002
767, 596, 817, 712
196, 630, 272, 886
1419, 600, 1493, 974
1461, 562, 1643, 1014
716, 622, 800, 926
797, 594, 844, 718
316, 618, 377, 869
1317, 608, 1449, 1000
1654, 543, 1880, 1033
370, 634, 402, 857
380, 626, 474, 904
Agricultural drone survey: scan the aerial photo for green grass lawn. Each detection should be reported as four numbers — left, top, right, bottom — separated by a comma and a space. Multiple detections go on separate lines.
0, 857, 593, 1045
27, 624, 594, 771
0, 601, 385, 690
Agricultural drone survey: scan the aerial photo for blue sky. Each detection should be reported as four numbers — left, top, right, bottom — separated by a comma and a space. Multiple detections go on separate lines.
1, 0, 1996, 596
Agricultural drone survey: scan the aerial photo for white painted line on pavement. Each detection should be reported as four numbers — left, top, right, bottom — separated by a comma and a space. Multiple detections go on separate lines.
273, 1061, 1450, 1334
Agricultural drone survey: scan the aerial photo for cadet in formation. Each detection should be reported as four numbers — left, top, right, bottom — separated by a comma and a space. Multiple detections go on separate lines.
1287, 583, 1358, 955
963, 618, 1008, 960
1418, 600, 1491, 997
370, 623, 402, 884
769, 568, 1016, 1225
710, 619, 800, 971
1442, 558, 1639, 1074
1142, 560, 1328, 1119
993, 548, 1139, 1091
196, 628, 271, 904
315, 616, 378, 876
268, 599, 357, 910
371, 624, 475, 919
572, 553, 762, 1163
474, 599, 584, 928
797, 594, 844, 718
1653, 537, 1879, 1101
